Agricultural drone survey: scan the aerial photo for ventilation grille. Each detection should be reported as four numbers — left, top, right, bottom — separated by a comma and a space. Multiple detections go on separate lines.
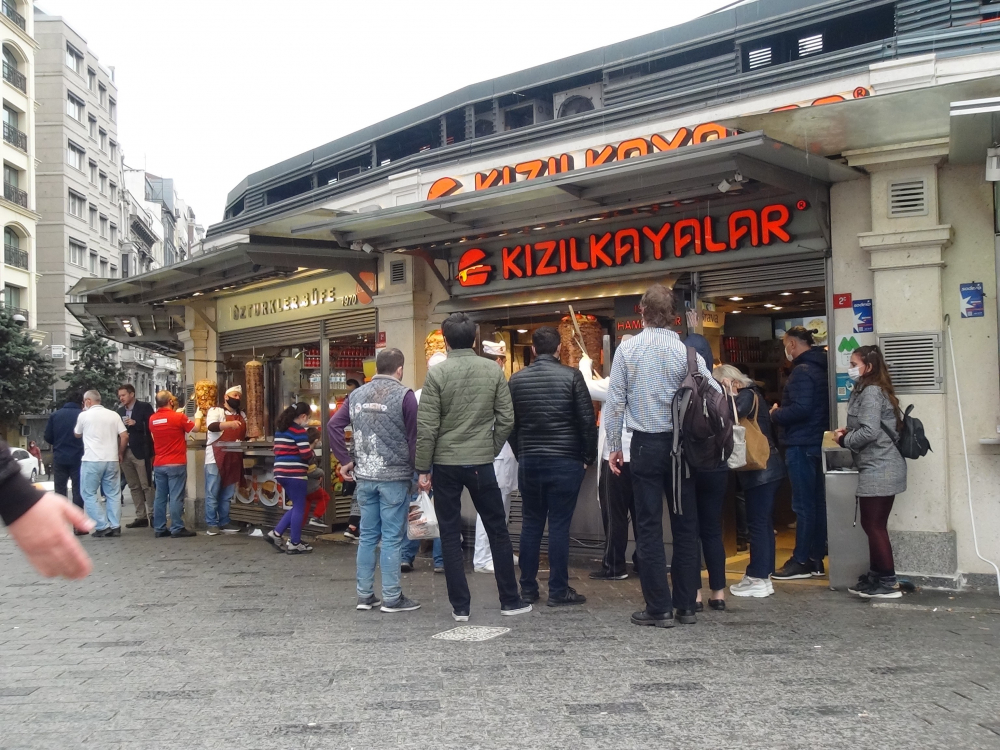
888, 180, 928, 217
697, 258, 826, 298
878, 331, 944, 394
185, 384, 195, 418
798, 33, 824, 57
389, 259, 406, 285
748, 46, 772, 69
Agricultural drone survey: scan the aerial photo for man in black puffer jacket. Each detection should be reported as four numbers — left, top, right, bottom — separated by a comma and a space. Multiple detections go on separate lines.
509, 326, 597, 607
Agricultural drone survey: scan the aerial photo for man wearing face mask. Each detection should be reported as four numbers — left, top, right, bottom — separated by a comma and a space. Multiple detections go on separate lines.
202, 386, 247, 535
769, 326, 829, 581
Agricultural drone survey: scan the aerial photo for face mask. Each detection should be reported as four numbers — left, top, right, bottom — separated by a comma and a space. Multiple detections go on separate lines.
226, 399, 241, 411
847, 366, 862, 382
785, 349, 794, 362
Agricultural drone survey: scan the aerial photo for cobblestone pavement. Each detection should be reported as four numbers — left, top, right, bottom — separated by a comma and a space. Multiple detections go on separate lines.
1, 525, 999, 750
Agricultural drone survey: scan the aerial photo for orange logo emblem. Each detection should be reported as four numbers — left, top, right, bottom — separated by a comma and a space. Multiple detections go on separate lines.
455, 248, 493, 287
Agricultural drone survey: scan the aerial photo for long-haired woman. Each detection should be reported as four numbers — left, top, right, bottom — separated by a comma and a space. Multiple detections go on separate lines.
266, 402, 319, 554
834, 345, 907, 599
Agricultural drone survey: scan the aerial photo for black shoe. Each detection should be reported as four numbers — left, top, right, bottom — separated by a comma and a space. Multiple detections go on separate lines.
400, 561, 414, 573
154, 530, 172, 538
848, 571, 878, 596
674, 608, 698, 625
171, 529, 196, 538
857, 576, 902, 600
811, 559, 826, 578
520, 589, 539, 604
709, 599, 726, 611
772, 558, 814, 580
695, 601, 704, 613
90, 528, 109, 538
547, 588, 586, 607
125, 518, 149, 528
589, 569, 627, 581
736, 538, 749, 552
630, 609, 676, 628
501, 600, 533, 616
106, 527, 121, 537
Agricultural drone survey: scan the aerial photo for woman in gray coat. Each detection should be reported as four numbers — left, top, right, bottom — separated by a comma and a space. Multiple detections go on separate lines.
834, 345, 906, 600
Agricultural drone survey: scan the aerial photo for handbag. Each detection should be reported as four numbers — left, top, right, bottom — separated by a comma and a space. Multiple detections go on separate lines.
727, 391, 747, 470
735, 391, 770, 472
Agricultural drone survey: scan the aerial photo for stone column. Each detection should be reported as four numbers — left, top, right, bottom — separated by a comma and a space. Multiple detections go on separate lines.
374, 256, 432, 389
177, 309, 218, 530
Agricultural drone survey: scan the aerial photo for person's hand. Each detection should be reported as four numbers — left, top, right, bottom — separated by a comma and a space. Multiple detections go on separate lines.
123, 417, 136, 427
608, 451, 624, 476
338, 462, 355, 481
833, 427, 847, 439
769, 402, 779, 415
418, 473, 432, 492
7, 493, 94, 579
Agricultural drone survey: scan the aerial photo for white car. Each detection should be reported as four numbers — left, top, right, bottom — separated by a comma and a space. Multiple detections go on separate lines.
10, 448, 39, 482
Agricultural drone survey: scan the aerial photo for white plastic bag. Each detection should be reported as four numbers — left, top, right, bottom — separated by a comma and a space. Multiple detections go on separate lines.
406, 491, 439, 540
727, 392, 748, 470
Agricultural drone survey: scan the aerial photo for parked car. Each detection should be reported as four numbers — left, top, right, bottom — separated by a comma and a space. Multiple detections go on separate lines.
10, 447, 39, 482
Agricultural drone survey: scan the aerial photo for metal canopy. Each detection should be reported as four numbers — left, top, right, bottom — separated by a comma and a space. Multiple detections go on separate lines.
65, 302, 188, 354
950, 96, 1000, 166
249, 131, 861, 252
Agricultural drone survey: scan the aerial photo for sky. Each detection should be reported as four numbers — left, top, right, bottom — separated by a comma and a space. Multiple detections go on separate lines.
34, 0, 737, 228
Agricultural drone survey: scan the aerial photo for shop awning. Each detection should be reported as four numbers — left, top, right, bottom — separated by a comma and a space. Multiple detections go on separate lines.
251, 131, 861, 252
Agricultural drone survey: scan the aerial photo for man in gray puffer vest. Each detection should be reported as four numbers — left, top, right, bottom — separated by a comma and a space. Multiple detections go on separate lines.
329, 348, 420, 613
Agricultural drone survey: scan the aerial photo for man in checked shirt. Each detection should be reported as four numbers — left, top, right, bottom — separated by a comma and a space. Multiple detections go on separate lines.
604, 285, 722, 628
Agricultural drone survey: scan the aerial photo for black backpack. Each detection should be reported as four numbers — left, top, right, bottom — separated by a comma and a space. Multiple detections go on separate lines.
896, 404, 931, 459
671, 348, 734, 510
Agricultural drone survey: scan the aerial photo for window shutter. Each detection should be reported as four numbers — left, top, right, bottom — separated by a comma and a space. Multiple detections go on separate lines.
888, 180, 928, 217
878, 331, 944, 394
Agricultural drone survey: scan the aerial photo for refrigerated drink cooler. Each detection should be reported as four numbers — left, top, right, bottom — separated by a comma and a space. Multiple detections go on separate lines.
822, 433, 871, 591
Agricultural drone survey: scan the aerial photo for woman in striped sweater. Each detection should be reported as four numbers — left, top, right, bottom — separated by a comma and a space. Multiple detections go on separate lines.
266, 402, 319, 554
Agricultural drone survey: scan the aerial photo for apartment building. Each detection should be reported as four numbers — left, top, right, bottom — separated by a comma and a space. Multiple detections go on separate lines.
0, 0, 39, 339
34, 8, 121, 374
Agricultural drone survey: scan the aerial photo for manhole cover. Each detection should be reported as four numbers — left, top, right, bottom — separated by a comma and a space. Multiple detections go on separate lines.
432, 626, 510, 642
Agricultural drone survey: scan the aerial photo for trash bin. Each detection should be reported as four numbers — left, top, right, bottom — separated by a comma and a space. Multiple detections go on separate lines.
822, 433, 870, 591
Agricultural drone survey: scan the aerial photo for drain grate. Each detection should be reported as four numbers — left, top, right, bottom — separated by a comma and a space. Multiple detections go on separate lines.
432, 625, 510, 642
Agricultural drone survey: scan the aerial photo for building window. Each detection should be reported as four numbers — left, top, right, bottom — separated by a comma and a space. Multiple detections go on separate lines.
70, 335, 84, 362
88, 252, 97, 273
99, 129, 106, 152
98, 83, 106, 108
109, 182, 117, 201
88, 204, 96, 228
87, 67, 95, 91
4, 283, 21, 309
69, 238, 85, 266
121, 252, 130, 278
99, 214, 107, 238
65, 45, 83, 75
99, 258, 108, 276
66, 93, 84, 122
3, 105, 24, 151
88, 115, 96, 140
66, 140, 85, 171
110, 264, 117, 278
108, 98, 116, 122
109, 223, 117, 244
88, 160, 97, 184
109, 140, 117, 161
3, 45, 25, 93
99, 172, 107, 195
68, 190, 85, 218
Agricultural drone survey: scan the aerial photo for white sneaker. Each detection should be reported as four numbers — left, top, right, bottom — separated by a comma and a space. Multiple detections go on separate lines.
512, 554, 519, 565
730, 575, 774, 598
474, 565, 494, 574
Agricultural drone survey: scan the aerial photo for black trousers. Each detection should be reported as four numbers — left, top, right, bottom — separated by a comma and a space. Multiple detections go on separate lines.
53, 461, 83, 508
433, 463, 521, 612
630, 432, 700, 615
597, 460, 639, 576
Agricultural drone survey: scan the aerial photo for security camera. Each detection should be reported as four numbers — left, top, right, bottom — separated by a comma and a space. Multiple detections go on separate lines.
718, 179, 731, 193
351, 241, 363, 251
362, 242, 374, 254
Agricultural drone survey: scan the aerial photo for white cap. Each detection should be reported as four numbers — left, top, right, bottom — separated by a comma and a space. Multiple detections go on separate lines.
427, 352, 447, 368
482, 340, 507, 357
225, 385, 242, 397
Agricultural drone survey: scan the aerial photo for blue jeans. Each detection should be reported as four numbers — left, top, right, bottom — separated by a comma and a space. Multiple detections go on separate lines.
695, 468, 729, 592
402, 536, 443, 568
356, 479, 410, 603
518, 456, 586, 599
153, 464, 187, 534
204, 463, 236, 527
785, 445, 827, 565
81, 461, 121, 531
745, 480, 780, 579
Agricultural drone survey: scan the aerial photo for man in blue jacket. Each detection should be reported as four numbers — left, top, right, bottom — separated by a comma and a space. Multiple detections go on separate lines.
44, 390, 85, 522
770, 326, 830, 580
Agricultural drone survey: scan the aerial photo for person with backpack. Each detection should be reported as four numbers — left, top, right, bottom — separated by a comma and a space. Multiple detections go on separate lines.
714, 365, 786, 598
834, 345, 907, 599
770, 326, 830, 582
604, 285, 724, 628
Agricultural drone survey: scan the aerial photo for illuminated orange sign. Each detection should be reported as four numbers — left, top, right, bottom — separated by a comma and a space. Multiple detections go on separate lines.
427, 121, 734, 200
453, 202, 802, 288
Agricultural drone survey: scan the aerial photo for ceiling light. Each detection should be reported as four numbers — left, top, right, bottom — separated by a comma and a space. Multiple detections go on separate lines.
780, 292, 793, 296
772, 306, 782, 310
516, 329, 528, 334
532, 226, 545, 231
730, 310, 742, 314
588, 216, 603, 221
729, 296, 743, 301
802, 290, 812, 294
764, 303, 775, 308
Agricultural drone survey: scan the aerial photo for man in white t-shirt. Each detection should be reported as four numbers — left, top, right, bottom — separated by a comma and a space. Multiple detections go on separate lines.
198, 385, 246, 535
74, 389, 129, 537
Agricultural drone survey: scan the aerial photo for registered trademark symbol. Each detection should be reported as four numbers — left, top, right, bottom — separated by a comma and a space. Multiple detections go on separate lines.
796, 200, 809, 210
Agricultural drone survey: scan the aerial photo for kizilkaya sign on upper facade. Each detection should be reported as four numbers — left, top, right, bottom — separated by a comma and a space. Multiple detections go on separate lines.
450, 199, 818, 296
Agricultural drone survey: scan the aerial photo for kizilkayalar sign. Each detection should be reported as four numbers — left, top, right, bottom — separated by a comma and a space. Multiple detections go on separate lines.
450, 199, 817, 295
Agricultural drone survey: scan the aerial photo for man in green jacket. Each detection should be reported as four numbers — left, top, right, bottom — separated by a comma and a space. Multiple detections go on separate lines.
416, 312, 531, 622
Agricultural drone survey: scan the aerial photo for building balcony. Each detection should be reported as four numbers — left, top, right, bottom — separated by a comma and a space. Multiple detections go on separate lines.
2, 61, 25, 93
3, 121, 26, 151
3, 304, 28, 323
4, 242, 27, 269
1, 1, 24, 31
3, 181, 27, 208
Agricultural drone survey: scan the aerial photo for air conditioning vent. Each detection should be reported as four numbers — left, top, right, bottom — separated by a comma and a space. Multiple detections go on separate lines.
888, 179, 928, 217
798, 33, 823, 57
389, 259, 406, 285
878, 331, 944, 394
554, 83, 603, 119
748, 46, 772, 69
